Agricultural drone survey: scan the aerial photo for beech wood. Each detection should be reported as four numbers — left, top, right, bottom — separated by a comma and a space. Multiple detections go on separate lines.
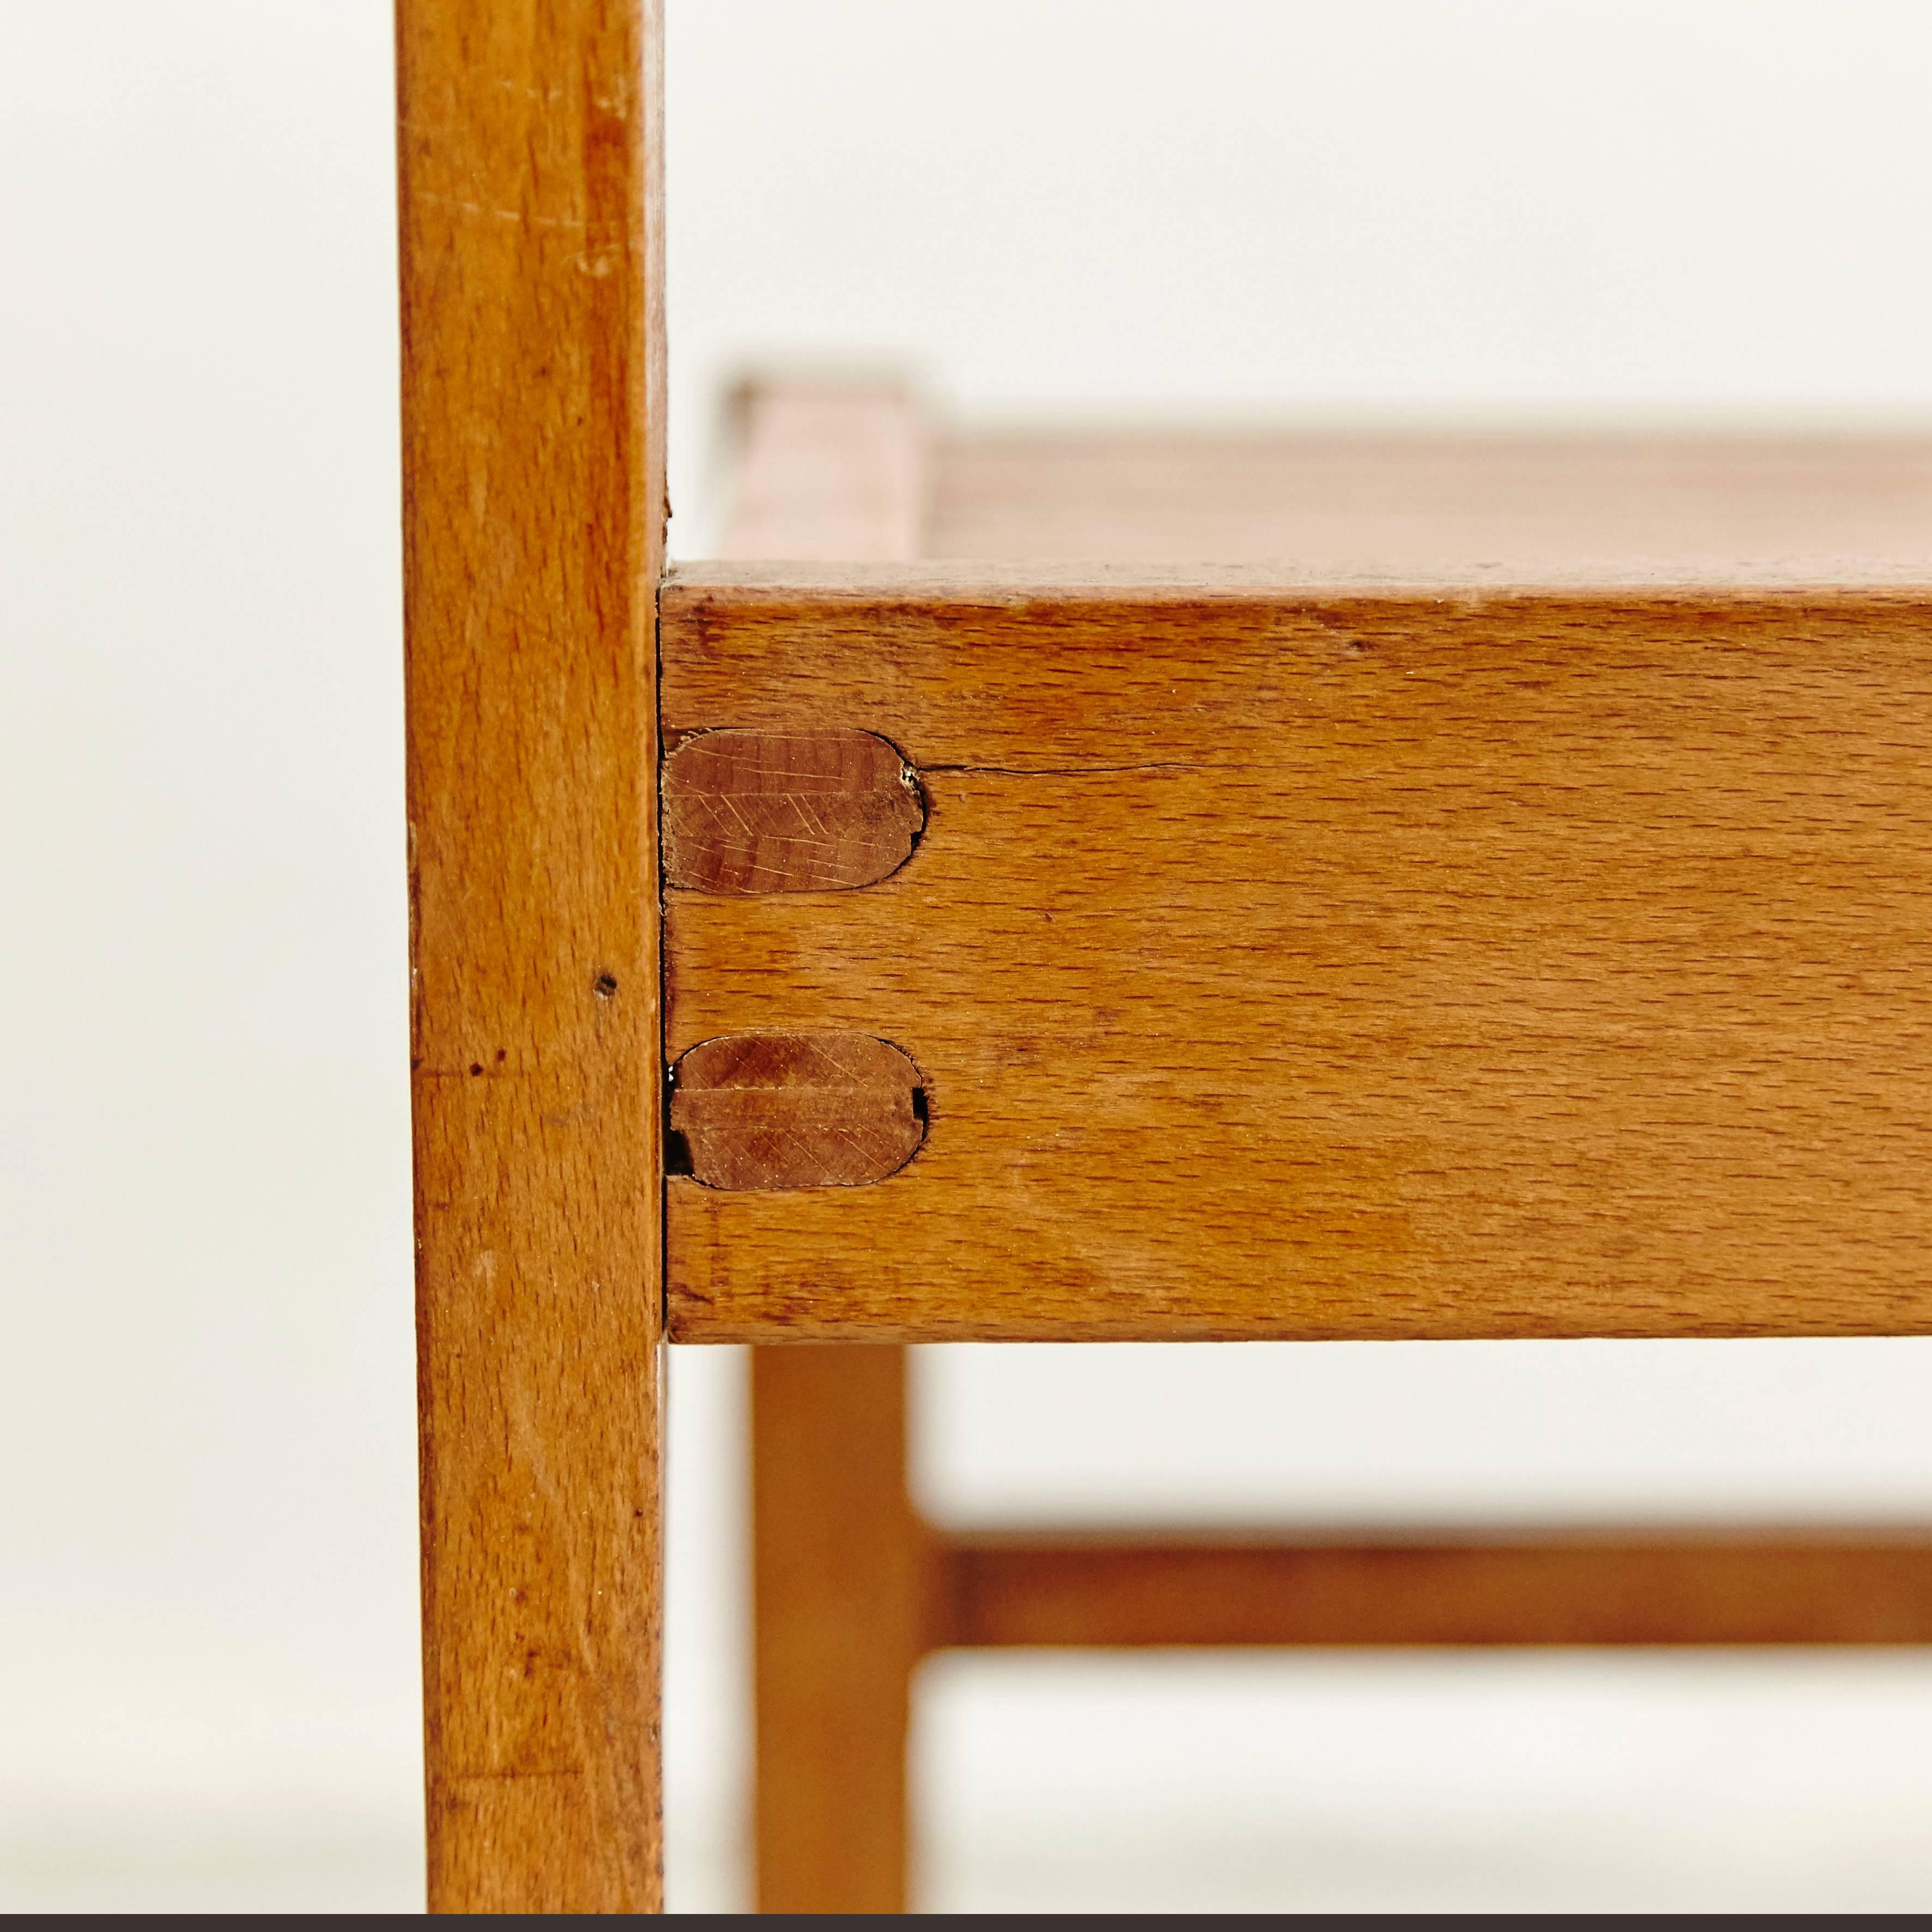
930, 430, 1932, 578
662, 726, 924, 894
938, 1531, 1932, 1649
719, 384, 931, 1916
664, 573, 1932, 1343
670, 1031, 926, 1190
719, 386, 1932, 1918
398, 0, 665, 1910
753, 1346, 931, 1913
722, 381, 927, 562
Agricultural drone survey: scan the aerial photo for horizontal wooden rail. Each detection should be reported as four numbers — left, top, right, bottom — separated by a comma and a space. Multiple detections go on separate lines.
930, 1531, 1932, 1649
663, 567, 1932, 1344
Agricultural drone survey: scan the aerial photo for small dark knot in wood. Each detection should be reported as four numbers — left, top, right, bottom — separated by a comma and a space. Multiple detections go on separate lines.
662, 728, 923, 894
669, 1032, 926, 1190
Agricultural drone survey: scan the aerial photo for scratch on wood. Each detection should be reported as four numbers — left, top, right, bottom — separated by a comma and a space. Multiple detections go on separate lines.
670, 1032, 926, 1190
663, 728, 925, 894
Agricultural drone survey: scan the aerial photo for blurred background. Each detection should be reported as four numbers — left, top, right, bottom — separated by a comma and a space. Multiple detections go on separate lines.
5, 0, 1932, 1911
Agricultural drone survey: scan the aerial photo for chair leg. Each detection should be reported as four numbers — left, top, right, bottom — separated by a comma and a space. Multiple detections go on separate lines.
398, 0, 667, 1909
752, 1344, 927, 1912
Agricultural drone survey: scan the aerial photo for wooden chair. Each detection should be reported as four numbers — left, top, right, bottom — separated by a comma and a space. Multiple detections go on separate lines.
398, 2, 1932, 1912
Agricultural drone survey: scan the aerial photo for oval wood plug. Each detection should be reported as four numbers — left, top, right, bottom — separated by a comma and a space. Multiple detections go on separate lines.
662, 727, 924, 894
669, 1032, 926, 1190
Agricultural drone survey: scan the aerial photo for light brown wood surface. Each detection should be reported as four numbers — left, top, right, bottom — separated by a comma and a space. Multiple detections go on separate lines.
717, 389, 1932, 1918
753, 1346, 931, 1914
398, 0, 665, 1910
939, 1532, 1932, 1648
721, 381, 926, 562
717, 383, 931, 1917
663, 574, 1932, 1342
931, 430, 1932, 579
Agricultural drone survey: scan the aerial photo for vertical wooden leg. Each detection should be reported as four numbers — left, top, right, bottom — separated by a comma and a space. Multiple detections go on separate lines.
398, 0, 667, 1911
753, 1344, 929, 1912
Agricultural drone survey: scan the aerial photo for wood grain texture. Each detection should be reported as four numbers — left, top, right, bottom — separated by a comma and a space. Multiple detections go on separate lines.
718, 385, 932, 1914
753, 1346, 934, 1914
662, 726, 923, 893
663, 576, 1932, 1342
711, 401, 1932, 1923
670, 1031, 925, 1190
939, 1533, 1932, 1648
398, 0, 664, 1911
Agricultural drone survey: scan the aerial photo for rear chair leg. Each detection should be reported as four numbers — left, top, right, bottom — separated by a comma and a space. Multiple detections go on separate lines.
752, 1344, 928, 1913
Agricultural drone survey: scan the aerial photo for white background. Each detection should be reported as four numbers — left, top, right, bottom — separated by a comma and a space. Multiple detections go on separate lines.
5, 0, 1932, 1911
